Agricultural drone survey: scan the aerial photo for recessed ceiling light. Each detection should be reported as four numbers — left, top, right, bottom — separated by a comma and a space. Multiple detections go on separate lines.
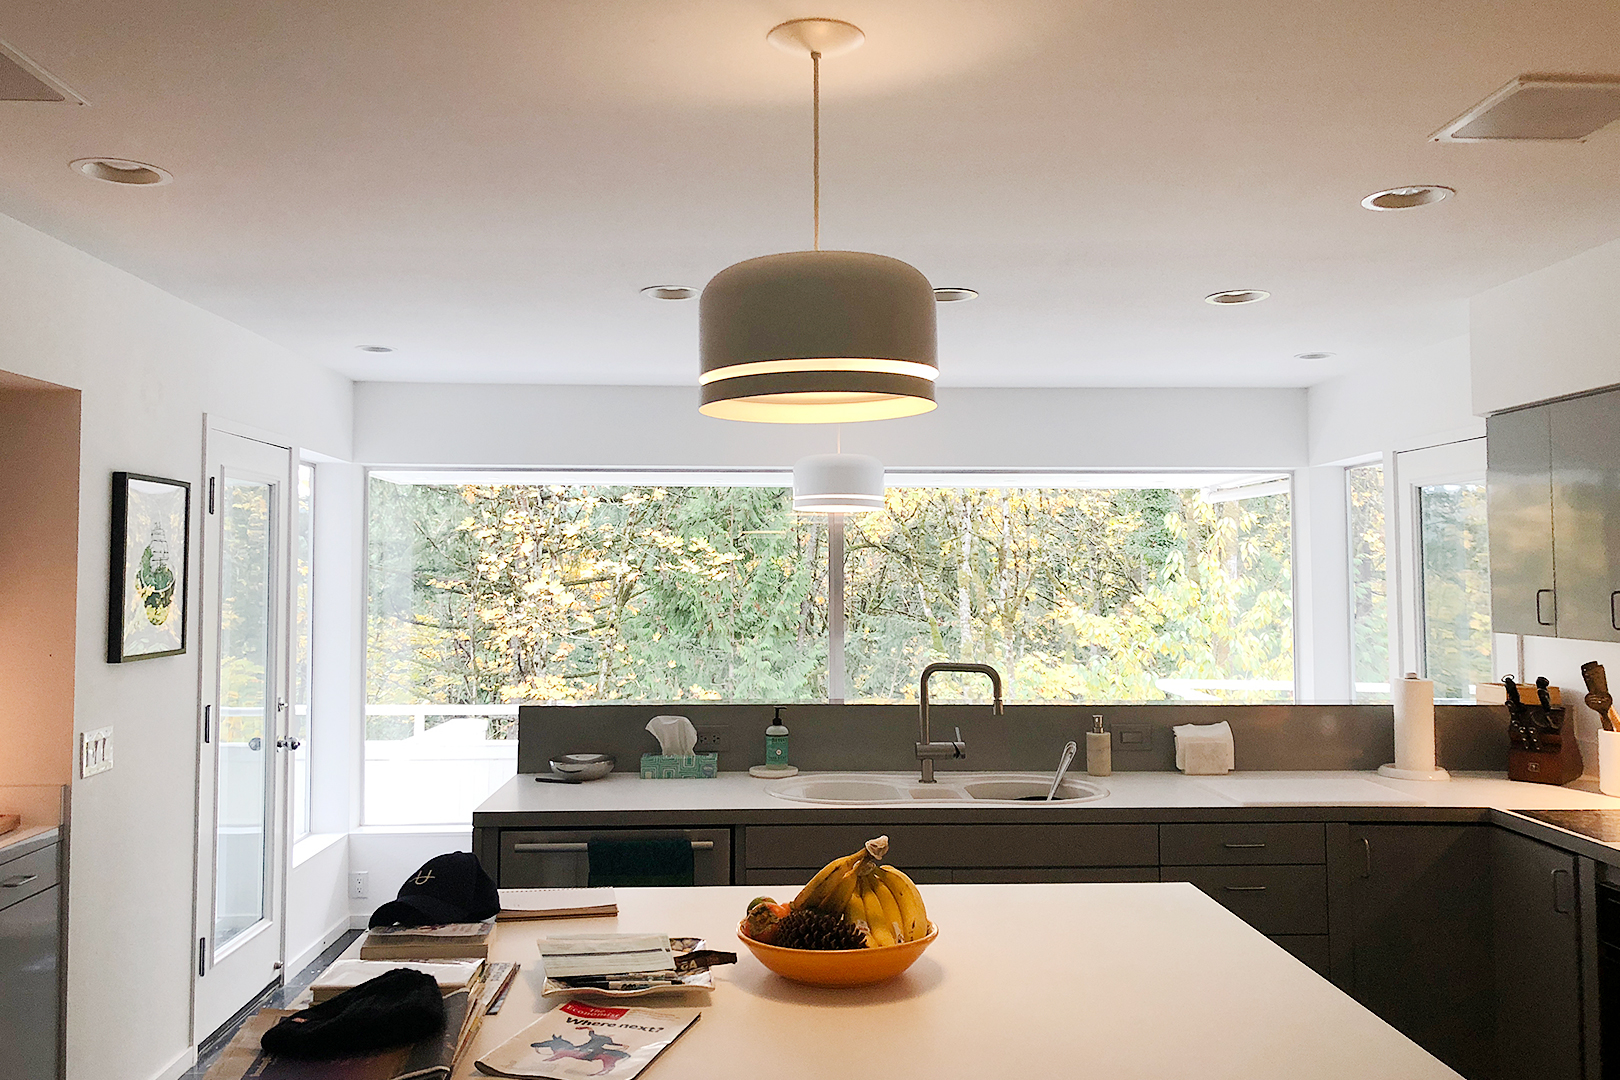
70, 157, 172, 185
1294, 351, 1336, 361
932, 287, 978, 302
356, 345, 394, 353
1361, 185, 1454, 211
1204, 289, 1270, 305
641, 285, 696, 301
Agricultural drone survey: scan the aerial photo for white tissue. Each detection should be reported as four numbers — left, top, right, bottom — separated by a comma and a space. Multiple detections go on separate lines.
646, 715, 697, 756
1173, 721, 1235, 775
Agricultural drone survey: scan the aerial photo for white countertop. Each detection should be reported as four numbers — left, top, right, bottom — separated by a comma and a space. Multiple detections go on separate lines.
474, 768, 1620, 816
444, 883, 1459, 1079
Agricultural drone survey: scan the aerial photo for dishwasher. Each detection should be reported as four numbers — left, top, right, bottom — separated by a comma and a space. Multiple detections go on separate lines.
1600, 880, 1620, 1078
496, 828, 732, 887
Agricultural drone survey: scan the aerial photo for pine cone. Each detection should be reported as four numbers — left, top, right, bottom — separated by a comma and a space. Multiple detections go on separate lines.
771, 907, 867, 950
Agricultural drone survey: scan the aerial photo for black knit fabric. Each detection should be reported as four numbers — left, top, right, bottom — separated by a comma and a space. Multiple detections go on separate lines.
260, 968, 446, 1059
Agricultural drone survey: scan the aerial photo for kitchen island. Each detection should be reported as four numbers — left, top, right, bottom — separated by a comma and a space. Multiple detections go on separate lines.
449, 882, 1458, 1079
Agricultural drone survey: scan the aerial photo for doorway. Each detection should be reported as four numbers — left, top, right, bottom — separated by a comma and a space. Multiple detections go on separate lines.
193, 424, 294, 1041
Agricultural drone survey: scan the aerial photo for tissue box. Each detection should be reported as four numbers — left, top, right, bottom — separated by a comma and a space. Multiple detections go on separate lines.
1173, 721, 1235, 775
639, 753, 719, 779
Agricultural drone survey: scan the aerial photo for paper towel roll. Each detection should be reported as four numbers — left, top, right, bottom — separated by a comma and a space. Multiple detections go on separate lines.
1391, 674, 1438, 773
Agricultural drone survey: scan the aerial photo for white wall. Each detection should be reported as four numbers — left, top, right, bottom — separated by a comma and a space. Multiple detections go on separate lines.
1306, 335, 1482, 465
347, 828, 473, 922
0, 210, 353, 1080
1472, 235, 1620, 416
354, 384, 1309, 469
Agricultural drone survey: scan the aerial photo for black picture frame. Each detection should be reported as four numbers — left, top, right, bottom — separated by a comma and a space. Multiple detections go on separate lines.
108, 471, 191, 662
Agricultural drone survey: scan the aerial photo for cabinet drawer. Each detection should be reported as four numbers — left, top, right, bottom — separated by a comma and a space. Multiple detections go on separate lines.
1160, 823, 1324, 865
952, 867, 1159, 884
743, 824, 1157, 870
1270, 934, 1330, 977
744, 867, 952, 888
0, 844, 58, 913
1160, 865, 1328, 935
498, 828, 731, 888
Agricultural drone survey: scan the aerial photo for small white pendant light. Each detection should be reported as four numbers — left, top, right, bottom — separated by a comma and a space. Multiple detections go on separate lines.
699, 19, 938, 424
793, 453, 885, 513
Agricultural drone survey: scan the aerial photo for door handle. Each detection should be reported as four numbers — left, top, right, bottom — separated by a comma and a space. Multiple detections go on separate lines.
1223, 885, 1268, 892
1553, 868, 1575, 915
513, 841, 716, 853
1536, 589, 1556, 627
1358, 837, 1372, 879
1, 874, 37, 888
274, 738, 302, 750
1223, 842, 1267, 849
1611, 591, 1620, 632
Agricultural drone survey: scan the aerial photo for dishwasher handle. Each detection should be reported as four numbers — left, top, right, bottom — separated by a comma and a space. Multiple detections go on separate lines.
513, 841, 716, 854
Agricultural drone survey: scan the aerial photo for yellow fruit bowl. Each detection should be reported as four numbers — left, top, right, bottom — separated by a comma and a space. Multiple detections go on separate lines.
737, 921, 938, 988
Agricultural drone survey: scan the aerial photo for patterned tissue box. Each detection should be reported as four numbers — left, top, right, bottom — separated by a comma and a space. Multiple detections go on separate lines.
639, 753, 719, 779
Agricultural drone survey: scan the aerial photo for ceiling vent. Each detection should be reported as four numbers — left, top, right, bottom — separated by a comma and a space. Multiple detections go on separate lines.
0, 39, 85, 104
1432, 75, 1620, 143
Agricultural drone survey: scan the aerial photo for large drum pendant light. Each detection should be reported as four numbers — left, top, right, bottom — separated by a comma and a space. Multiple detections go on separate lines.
699, 19, 938, 424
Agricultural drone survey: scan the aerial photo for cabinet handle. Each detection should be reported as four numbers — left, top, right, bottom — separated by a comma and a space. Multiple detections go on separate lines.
513, 841, 715, 853
1537, 589, 1556, 627
1359, 837, 1372, 879
1611, 591, 1620, 632
1223, 885, 1268, 892
1553, 868, 1575, 915
1, 873, 38, 888
1223, 842, 1267, 849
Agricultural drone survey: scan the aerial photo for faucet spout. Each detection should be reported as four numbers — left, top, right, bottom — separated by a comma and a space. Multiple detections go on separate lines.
916, 662, 1004, 782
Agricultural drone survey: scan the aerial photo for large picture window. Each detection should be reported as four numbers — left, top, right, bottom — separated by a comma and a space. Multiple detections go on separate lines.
364, 471, 1293, 823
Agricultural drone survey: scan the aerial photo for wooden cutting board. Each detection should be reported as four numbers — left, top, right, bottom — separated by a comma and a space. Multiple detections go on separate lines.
0, 815, 20, 837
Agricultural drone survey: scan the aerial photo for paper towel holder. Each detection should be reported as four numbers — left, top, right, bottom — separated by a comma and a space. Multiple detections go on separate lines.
1377, 672, 1451, 782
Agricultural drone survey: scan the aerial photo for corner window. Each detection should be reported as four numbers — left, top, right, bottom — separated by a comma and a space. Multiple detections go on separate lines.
1346, 463, 1390, 703
292, 463, 314, 839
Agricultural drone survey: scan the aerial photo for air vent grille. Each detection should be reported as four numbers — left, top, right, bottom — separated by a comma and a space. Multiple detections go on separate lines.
0, 40, 83, 104
1433, 75, 1620, 143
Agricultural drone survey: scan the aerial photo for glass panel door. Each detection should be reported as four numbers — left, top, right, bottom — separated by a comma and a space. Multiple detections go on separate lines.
195, 428, 292, 1042
215, 475, 274, 948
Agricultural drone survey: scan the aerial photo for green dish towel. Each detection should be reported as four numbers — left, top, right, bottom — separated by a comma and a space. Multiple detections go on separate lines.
587, 838, 695, 887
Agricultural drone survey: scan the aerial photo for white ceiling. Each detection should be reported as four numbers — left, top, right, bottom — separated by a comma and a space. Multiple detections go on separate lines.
2, 1, 1619, 388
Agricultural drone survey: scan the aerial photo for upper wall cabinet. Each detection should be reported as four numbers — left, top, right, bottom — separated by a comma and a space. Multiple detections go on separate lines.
1487, 388, 1620, 642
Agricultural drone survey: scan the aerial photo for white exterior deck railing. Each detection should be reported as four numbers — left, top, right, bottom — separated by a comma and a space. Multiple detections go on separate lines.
364, 705, 520, 825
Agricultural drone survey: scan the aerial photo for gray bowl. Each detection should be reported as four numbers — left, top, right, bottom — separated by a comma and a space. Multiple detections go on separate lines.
550, 753, 615, 781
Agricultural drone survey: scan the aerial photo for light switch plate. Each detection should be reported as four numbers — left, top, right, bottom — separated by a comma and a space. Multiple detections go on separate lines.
81, 726, 113, 777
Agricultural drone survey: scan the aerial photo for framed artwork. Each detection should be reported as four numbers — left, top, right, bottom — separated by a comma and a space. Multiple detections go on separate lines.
108, 472, 191, 662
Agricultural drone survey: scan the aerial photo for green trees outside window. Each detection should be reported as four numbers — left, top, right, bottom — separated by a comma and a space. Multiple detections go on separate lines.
366, 477, 1295, 729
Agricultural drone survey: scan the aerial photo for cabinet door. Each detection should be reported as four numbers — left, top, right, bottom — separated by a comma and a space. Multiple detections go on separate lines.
0, 885, 60, 1080
1551, 391, 1620, 642
1345, 825, 1495, 1080
1488, 407, 1555, 637
1492, 830, 1582, 1080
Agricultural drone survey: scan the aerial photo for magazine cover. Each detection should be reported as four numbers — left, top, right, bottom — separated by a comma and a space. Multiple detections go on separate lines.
473, 1001, 701, 1079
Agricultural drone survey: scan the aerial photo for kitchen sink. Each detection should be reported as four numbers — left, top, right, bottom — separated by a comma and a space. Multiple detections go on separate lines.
766, 772, 1109, 805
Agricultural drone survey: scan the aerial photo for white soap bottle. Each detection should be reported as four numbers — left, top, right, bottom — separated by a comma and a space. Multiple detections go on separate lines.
1086, 714, 1112, 777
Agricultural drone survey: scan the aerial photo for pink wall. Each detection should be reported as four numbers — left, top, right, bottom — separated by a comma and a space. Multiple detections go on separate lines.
0, 373, 81, 788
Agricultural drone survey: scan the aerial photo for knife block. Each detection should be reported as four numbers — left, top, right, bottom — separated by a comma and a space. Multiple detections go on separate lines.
1508, 706, 1584, 785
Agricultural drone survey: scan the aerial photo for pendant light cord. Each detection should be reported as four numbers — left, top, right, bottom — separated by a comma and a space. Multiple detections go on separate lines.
812, 50, 821, 251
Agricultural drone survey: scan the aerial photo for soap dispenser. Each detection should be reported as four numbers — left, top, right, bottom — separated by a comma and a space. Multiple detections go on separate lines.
749, 707, 799, 778
1086, 714, 1112, 777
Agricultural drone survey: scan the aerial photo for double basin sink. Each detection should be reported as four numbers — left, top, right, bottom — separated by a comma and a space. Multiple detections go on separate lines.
766, 772, 1109, 805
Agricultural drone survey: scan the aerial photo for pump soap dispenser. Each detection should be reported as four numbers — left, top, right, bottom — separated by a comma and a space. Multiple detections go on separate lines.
749, 707, 800, 778
1086, 715, 1112, 777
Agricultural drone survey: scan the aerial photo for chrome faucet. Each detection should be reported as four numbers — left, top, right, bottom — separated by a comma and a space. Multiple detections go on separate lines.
916, 662, 1004, 782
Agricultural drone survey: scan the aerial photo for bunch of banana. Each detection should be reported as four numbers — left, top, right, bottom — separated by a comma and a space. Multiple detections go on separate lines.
789, 835, 930, 946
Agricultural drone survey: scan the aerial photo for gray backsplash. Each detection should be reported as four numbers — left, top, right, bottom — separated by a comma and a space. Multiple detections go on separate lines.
517, 703, 1509, 774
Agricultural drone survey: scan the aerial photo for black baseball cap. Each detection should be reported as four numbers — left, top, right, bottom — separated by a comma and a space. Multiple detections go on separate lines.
368, 851, 500, 928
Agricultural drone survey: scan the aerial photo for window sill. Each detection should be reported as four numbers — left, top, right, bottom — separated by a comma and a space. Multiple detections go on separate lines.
291, 831, 346, 868
349, 823, 474, 836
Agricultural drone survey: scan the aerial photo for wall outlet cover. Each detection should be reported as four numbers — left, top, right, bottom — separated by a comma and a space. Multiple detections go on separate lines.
350, 871, 369, 899
693, 726, 729, 752
1113, 725, 1152, 751
80, 726, 113, 777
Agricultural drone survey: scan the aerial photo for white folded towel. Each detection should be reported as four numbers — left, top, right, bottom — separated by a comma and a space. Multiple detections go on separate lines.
1173, 721, 1235, 775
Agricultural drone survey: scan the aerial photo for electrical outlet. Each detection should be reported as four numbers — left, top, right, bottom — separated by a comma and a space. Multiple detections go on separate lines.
350, 872, 369, 899
80, 726, 113, 777
693, 726, 729, 753
1113, 725, 1152, 752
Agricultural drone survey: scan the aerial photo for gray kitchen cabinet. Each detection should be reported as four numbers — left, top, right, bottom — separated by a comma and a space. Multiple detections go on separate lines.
1488, 405, 1556, 637
1551, 392, 1620, 643
493, 828, 732, 887
0, 836, 62, 1080
1338, 824, 1495, 1080
741, 823, 1158, 875
1491, 829, 1584, 1080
